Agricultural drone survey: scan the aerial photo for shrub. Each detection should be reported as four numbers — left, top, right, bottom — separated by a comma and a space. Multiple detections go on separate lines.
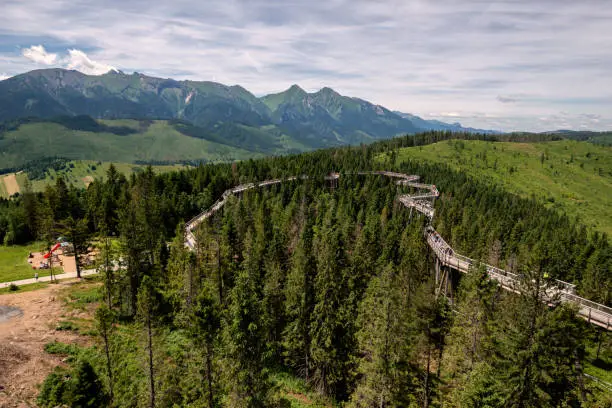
44, 341, 80, 357
70, 360, 108, 407
56, 320, 79, 331
37, 368, 71, 408
37, 361, 108, 408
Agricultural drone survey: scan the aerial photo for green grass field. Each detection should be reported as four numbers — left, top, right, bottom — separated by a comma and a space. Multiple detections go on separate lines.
0, 281, 49, 295
29, 160, 187, 192
1, 160, 189, 197
0, 120, 262, 170
0, 242, 59, 282
385, 140, 612, 236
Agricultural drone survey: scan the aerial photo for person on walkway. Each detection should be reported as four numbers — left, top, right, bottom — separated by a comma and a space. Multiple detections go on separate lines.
35, 272, 38, 281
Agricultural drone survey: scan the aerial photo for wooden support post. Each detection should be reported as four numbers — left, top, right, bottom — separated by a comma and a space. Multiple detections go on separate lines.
435, 258, 440, 289
446, 268, 453, 304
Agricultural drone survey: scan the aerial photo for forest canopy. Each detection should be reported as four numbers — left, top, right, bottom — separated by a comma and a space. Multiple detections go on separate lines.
2, 131, 609, 407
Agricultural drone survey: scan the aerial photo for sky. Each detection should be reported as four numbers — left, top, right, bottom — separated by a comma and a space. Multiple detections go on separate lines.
0, 0, 611, 132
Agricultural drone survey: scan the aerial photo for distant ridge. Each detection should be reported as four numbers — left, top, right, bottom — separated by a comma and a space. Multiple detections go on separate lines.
393, 111, 499, 134
0, 68, 502, 169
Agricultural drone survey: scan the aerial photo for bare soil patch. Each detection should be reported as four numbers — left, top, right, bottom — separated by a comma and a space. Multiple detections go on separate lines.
82, 176, 94, 187
287, 391, 314, 405
0, 281, 91, 407
2, 174, 20, 197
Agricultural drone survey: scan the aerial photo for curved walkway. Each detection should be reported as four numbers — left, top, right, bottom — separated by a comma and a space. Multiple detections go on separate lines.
184, 171, 612, 330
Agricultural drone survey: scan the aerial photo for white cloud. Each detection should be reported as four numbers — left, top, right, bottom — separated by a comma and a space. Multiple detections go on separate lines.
1, 0, 612, 131
21, 45, 57, 65
20, 45, 115, 75
65, 49, 115, 75
0, 73, 10, 81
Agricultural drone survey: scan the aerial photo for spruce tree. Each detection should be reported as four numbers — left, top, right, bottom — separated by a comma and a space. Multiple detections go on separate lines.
137, 275, 157, 408
223, 230, 272, 407
348, 263, 418, 407
283, 216, 316, 379
95, 305, 116, 404
309, 205, 350, 398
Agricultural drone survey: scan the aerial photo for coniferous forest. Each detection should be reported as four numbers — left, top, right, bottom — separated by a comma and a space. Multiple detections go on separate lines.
1, 132, 610, 407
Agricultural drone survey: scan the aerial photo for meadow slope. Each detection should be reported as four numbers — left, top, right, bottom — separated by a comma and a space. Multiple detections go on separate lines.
0, 120, 262, 170
386, 139, 612, 236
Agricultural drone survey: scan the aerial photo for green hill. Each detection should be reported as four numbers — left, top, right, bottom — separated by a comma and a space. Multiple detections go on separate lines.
0, 160, 189, 198
0, 68, 424, 159
0, 119, 263, 170
385, 139, 612, 236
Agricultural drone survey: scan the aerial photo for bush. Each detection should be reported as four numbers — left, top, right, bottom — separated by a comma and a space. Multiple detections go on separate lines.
70, 360, 108, 407
44, 341, 80, 357
38, 361, 108, 408
8, 283, 19, 292
56, 320, 79, 331
37, 368, 71, 408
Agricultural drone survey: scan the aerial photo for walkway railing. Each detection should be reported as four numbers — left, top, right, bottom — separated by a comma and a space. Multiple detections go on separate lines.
183, 171, 612, 330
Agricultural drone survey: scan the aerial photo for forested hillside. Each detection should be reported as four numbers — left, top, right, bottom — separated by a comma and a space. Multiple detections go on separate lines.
0, 119, 264, 170
1, 132, 609, 407
385, 139, 612, 236
0, 68, 421, 164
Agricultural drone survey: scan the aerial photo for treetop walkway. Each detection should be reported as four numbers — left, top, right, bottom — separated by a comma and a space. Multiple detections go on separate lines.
184, 171, 612, 330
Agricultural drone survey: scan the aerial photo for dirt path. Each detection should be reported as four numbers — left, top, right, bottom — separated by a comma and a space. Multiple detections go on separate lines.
0, 281, 91, 407
2, 174, 20, 197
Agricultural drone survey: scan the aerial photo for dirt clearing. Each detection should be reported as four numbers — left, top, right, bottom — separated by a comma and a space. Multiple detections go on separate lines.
82, 176, 94, 187
0, 281, 92, 407
2, 174, 20, 197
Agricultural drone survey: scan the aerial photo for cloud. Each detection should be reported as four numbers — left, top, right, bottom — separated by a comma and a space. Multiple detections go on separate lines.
21, 45, 57, 65
20, 45, 114, 75
0, 73, 10, 81
497, 95, 517, 103
65, 49, 115, 75
0, 0, 611, 131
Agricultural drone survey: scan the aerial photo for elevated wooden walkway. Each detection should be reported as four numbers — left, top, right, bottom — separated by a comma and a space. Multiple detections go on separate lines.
184, 171, 612, 330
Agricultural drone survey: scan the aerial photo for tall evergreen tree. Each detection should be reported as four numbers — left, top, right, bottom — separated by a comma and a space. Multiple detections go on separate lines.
309, 204, 351, 398
137, 275, 157, 408
223, 230, 272, 407
283, 214, 316, 379
348, 263, 419, 407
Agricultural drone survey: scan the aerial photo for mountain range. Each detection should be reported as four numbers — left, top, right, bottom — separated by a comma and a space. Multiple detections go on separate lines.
0, 69, 495, 169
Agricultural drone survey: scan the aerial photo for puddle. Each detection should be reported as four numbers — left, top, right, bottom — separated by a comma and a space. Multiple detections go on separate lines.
0, 305, 23, 323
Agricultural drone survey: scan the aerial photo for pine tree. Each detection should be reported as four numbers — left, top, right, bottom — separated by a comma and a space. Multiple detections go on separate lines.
95, 305, 116, 403
488, 248, 587, 407
414, 284, 452, 408
137, 275, 157, 408
309, 206, 351, 398
444, 264, 498, 376
188, 289, 221, 408
443, 264, 500, 406
223, 230, 272, 407
61, 215, 90, 279
348, 263, 418, 407
283, 216, 316, 379
69, 360, 108, 408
